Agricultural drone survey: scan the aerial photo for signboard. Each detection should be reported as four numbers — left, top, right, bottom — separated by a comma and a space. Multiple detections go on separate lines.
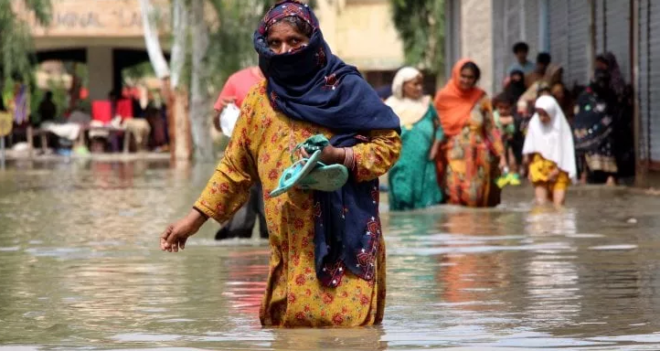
16, 0, 171, 38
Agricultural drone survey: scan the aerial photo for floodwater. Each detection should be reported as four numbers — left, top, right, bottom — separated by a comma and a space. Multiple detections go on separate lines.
2, 160, 660, 351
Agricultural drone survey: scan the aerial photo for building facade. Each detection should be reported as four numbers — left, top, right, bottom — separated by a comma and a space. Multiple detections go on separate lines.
16, 0, 404, 96
446, 0, 660, 181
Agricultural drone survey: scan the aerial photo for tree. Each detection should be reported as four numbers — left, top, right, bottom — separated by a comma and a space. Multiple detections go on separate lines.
139, 0, 276, 162
0, 0, 52, 82
189, 0, 214, 162
206, 0, 273, 88
390, 0, 444, 79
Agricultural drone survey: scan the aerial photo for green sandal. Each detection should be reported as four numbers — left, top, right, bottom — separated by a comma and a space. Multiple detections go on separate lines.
270, 134, 350, 197
299, 162, 349, 192
269, 150, 323, 197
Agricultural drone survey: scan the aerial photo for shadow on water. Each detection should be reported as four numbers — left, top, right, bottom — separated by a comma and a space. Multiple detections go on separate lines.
2, 161, 660, 350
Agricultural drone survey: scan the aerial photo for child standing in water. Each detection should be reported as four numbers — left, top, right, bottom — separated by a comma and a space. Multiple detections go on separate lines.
493, 93, 521, 186
522, 96, 576, 206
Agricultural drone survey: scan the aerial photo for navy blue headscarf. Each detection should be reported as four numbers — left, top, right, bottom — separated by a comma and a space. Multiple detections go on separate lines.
254, 1, 400, 287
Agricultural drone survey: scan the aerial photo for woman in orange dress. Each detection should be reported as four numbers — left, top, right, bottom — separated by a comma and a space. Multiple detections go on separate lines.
159, 1, 401, 327
434, 59, 505, 207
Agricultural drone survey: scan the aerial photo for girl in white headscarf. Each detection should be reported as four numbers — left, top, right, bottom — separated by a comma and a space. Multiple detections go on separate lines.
523, 95, 577, 206
386, 67, 444, 210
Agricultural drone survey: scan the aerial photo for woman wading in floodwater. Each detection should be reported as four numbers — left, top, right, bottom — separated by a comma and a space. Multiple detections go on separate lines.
160, 1, 401, 327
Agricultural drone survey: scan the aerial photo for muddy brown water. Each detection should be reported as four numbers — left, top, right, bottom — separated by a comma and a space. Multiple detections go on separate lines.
2, 159, 660, 350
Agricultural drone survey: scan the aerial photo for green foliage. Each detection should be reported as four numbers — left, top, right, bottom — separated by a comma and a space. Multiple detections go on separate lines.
30, 79, 69, 124
0, 0, 52, 83
390, 0, 444, 75
123, 61, 156, 83
205, 0, 273, 88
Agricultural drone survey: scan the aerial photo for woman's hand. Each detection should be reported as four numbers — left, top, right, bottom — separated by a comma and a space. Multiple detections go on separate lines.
548, 169, 560, 182
301, 145, 345, 165
499, 157, 507, 171
160, 209, 208, 252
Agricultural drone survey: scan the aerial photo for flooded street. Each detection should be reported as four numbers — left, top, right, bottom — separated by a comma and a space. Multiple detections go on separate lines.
3, 160, 660, 350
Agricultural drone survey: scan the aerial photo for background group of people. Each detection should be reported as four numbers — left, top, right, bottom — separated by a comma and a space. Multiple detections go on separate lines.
1, 79, 170, 154
386, 42, 635, 210
206, 41, 638, 241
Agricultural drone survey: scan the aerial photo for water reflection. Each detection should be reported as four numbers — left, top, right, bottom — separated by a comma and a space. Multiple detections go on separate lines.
2, 162, 660, 349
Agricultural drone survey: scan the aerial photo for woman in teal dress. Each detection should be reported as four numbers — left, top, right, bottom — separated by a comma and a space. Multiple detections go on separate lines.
386, 67, 444, 210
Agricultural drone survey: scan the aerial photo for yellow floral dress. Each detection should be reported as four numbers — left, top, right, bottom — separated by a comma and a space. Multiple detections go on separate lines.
529, 153, 570, 192
194, 81, 401, 327
439, 96, 504, 207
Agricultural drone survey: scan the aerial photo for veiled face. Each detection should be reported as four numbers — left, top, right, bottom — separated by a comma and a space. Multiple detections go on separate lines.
267, 21, 310, 55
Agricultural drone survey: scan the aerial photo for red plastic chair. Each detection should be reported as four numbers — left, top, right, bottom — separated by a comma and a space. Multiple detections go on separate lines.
92, 100, 112, 124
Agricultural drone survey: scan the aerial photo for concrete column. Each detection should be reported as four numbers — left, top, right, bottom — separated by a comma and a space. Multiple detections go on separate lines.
87, 46, 114, 101
460, 0, 494, 95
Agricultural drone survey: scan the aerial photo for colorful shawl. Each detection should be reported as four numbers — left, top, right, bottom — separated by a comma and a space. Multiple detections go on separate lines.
434, 59, 485, 137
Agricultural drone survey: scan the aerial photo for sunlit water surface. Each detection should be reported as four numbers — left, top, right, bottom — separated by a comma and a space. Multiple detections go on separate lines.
2, 159, 660, 350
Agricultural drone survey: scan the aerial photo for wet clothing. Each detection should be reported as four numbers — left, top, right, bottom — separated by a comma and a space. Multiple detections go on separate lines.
574, 85, 618, 175
195, 1, 401, 327
523, 96, 577, 180
214, 182, 268, 240
435, 59, 503, 208
388, 104, 443, 210
386, 67, 443, 211
437, 95, 503, 207
194, 81, 400, 327
596, 52, 635, 178
529, 153, 570, 192
254, 0, 400, 291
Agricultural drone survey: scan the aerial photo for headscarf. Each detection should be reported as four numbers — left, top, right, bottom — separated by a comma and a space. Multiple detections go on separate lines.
375, 85, 392, 100
254, 1, 399, 134
385, 67, 431, 127
597, 52, 626, 99
523, 95, 577, 180
253, 0, 401, 288
505, 69, 527, 103
434, 59, 485, 137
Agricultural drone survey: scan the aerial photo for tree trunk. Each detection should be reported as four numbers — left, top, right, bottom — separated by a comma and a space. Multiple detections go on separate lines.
168, 0, 192, 161
173, 88, 193, 161
139, 0, 170, 79
189, 0, 214, 162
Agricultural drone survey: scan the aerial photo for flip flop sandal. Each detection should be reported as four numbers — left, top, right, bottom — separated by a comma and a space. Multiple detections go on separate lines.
496, 175, 510, 189
508, 173, 522, 186
269, 149, 323, 198
269, 134, 332, 197
298, 162, 349, 192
